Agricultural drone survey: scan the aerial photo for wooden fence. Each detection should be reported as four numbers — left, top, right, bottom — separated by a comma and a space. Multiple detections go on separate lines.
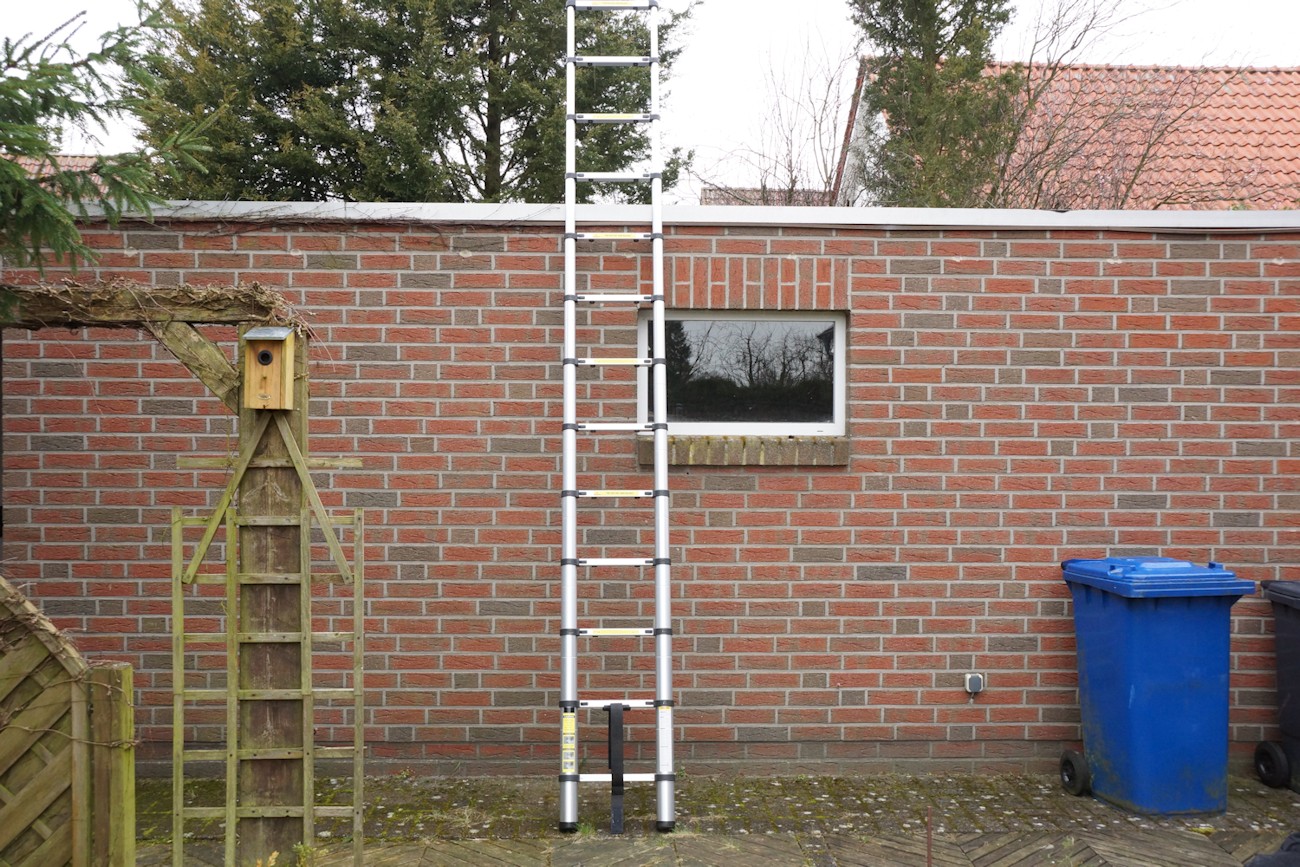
0, 577, 134, 866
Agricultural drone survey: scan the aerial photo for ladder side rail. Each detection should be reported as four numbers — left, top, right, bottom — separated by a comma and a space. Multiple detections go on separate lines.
352, 509, 366, 866
224, 509, 239, 866
559, 0, 581, 833
299, 507, 316, 846
646, 2, 675, 832
170, 508, 185, 867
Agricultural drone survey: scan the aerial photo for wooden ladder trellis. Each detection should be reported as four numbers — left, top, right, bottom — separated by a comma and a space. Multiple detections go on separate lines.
170, 412, 364, 866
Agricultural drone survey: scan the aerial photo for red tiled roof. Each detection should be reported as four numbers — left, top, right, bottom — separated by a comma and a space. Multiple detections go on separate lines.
999, 64, 1300, 210
11, 154, 102, 176
836, 63, 1300, 210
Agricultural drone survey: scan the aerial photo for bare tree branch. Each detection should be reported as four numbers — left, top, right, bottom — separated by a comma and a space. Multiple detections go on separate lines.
692, 39, 857, 205
989, 0, 1265, 209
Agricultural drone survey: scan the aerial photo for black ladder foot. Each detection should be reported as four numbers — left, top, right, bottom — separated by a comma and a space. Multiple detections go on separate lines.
608, 702, 625, 834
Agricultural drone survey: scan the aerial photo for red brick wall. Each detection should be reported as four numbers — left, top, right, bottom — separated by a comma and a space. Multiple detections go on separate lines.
3, 211, 1296, 774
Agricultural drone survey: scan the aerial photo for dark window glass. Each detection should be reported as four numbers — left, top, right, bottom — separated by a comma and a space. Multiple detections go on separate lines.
651, 318, 836, 423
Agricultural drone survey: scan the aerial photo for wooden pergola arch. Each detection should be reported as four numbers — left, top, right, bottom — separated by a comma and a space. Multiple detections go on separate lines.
3, 280, 363, 865
2, 279, 302, 411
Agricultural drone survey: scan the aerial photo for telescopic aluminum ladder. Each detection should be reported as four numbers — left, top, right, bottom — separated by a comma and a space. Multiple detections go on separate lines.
559, 0, 674, 834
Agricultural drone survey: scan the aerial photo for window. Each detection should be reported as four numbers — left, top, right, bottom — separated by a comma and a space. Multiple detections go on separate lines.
638, 311, 846, 436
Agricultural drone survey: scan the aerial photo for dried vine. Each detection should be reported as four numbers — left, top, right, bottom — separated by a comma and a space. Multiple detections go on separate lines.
0, 278, 305, 332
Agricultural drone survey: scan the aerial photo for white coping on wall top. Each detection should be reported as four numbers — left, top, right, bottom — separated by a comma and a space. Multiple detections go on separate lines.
89, 201, 1300, 234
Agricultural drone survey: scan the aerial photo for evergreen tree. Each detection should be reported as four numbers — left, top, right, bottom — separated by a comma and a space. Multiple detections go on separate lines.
1, 9, 206, 273
848, 0, 1021, 207
142, 0, 690, 203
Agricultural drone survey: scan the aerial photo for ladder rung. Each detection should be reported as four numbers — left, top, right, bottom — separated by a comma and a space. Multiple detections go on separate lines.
239, 748, 303, 760
572, 293, 655, 304
311, 631, 358, 643
578, 489, 653, 498
569, 55, 657, 67
579, 699, 655, 709
180, 749, 224, 761
571, 113, 657, 124
317, 746, 357, 759
314, 806, 357, 818
178, 689, 226, 701
569, 0, 658, 9
178, 456, 362, 471
236, 516, 301, 527
578, 773, 657, 783
237, 806, 305, 819
575, 357, 653, 366
237, 688, 355, 700
182, 633, 225, 645
237, 632, 302, 643
579, 627, 653, 636
181, 807, 226, 819
572, 231, 656, 241
579, 558, 655, 566
569, 172, 659, 182
179, 687, 357, 701
313, 688, 357, 700
575, 422, 655, 432
238, 571, 303, 584
189, 574, 227, 585
238, 690, 302, 700
233, 631, 356, 643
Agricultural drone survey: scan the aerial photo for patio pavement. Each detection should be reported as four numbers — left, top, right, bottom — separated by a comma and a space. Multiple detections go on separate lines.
138, 771, 1300, 865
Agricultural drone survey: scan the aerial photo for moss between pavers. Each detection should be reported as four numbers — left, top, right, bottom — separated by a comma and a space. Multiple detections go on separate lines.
138, 772, 1300, 846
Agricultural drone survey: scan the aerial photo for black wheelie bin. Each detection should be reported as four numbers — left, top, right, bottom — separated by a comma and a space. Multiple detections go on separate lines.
1255, 580, 1300, 792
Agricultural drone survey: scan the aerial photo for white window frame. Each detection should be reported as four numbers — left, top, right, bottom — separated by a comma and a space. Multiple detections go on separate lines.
637, 310, 847, 436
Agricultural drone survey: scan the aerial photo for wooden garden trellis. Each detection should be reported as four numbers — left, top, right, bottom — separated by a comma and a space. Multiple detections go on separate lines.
4, 280, 365, 866
171, 499, 366, 863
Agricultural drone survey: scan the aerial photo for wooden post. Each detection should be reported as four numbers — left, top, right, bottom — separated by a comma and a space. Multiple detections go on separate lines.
89, 663, 135, 867
69, 673, 90, 867
236, 332, 309, 866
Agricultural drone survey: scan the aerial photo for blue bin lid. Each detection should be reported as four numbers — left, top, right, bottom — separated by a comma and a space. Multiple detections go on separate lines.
1061, 557, 1255, 598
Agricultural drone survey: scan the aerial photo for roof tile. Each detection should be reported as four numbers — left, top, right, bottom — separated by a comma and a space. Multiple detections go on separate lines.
995, 64, 1300, 209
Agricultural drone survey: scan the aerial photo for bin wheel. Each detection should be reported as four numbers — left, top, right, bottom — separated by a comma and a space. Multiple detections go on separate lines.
1254, 741, 1291, 788
1060, 749, 1091, 796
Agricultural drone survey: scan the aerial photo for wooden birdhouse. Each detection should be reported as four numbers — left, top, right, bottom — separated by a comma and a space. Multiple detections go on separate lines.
242, 326, 295, 410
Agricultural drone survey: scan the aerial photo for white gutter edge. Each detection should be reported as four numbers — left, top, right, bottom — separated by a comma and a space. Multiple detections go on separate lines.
100, 200, 1300, 234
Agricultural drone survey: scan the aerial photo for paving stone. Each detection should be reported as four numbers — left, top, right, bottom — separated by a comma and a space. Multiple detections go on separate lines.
675, 832, 813, 866
956, 832, 1106, 866
1080, 828, 1242, 866
420, 839, 555, 866
322, 843, 423, 865
552, 835, 675, 866
825, 832, 972, 866
1212, 829, 1294, 863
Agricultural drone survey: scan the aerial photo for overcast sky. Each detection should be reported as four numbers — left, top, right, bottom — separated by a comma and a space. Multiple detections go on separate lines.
7, 0, 1297, 203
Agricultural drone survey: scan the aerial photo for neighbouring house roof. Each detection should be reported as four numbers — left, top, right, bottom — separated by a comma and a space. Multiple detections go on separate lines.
835, 63, 1300, 210
8, 154, 110, 197
11, 154, 102, 176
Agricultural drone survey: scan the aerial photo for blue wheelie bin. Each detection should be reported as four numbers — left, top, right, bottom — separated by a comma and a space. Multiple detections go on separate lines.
1060, 557, 1254, 814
